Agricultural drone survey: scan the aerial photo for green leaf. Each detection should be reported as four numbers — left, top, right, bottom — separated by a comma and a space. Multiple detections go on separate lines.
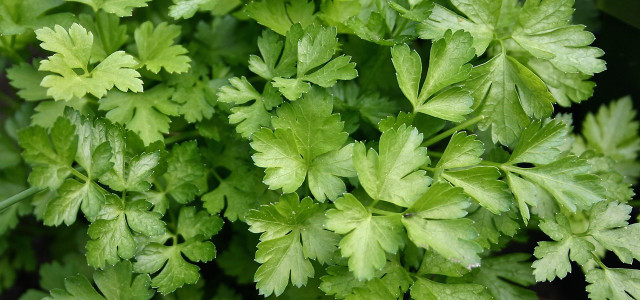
168, 0, 219, 19
465, 53, 554, 145
450, 253, 537, 300
134, 22, 191, 74
45, 261, 154, 300
354, 125, 431, 207
78, 13, 128, 62
410, 278, 492, 300
512, 0, 605, 75
98, 125, 161, 192
159, 141, 206, 205
419, 1, 498, 55
0, 0, 74, 36
344, 260, 413, 299
325, 194, 405, 280
402, 183, 481, 267
6, 62, 49, 101
246, 194, 338, 296
36, 23, 143, 101
577, 96, 640, 182
504, 156, 604, 212
531, 202, 638, 282
527, 59, 595, 107
251, 88, 354, 201
467, 207, 520, 248
67, 0, 151, 17
391, 30, 475, 121
270, 25, 357, 100
86, 195, 165, 268
218, 78, 282, 139
586, 268, 640, 300
134, 207, 222, 294
441, 166, 512, 214
18, 117, 77, 189
99, 85, 180, 145
508, 120, 569, 165
245, 0, 316, 36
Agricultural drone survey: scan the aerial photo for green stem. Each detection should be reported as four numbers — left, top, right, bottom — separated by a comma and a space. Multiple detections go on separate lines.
480, 160, 504, 168
421, 115, 485, 148
590, 252, 608, 270
0, 187, 42, 211
428, 151, 443, 158
368, 207, 400, 216
164, 130, 200, 145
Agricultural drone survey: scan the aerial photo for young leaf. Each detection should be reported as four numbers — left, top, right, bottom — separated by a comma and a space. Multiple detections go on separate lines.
251, 88, 355, 201
325, 194, 405, 280
134, 22, 191, 74
269, 25, 357, 100
353, 124, 431, 207
391, 30, 475, 121
246, 194, 338, 296
36, 23, 143, 101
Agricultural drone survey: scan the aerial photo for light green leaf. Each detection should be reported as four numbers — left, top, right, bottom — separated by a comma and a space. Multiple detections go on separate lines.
353, 125, 430, 207
36, 24, 143, 101
246, 194, 338, 296
251, 89, 354, 201
67, 0, 151, 17
134, 22, 191, 74
99, 85, 180, 145
325, 194, 405, 280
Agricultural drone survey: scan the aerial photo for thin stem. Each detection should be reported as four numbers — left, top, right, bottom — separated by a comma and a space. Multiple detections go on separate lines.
70, 168, 90, 182
368, 207, 400, 216
590, 252, 608, 270
368, 199, 381, 209
0, 187, 42, 211
480, 160, 504, 168
164, 130, 200, 145
421, 115, 485, 148
428, 151, 443, 158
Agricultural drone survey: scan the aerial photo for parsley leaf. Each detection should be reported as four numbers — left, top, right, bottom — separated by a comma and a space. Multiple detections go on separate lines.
411, 278, 492, 300
251, 88, 355, 201
133, 22, 191, 74
45, 261, 154, 300
86, 195, 165, 268
246, 193, 338, 296
67, 0, 151, 17
99, 85, 180, 145
245, 0, 316, 36
586, 268, 640, 300
354, 124, 430, 207
325, 193, 405, 280
391, 30, 475, 121
533, 201, 640, 282
36, 23, 143, 101
402, 183, 482, 268
134, 207, 223, 294
435, 132, 513, 214
218, 79, 282, 139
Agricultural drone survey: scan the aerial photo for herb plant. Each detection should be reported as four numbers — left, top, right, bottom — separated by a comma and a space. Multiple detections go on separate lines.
0, 0, 639, 299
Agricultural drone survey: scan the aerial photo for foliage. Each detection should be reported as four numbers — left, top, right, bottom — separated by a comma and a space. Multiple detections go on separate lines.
0, 0, 638, 299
